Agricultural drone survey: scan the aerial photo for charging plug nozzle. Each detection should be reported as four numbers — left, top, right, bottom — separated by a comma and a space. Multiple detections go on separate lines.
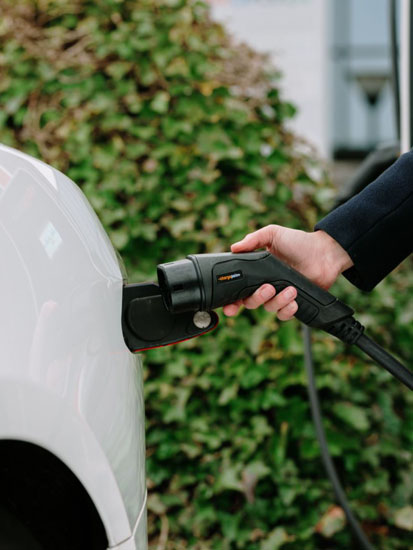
157, 258, 202, 313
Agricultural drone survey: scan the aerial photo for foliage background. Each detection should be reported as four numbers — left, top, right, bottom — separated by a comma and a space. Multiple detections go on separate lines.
0, 1, 412, 549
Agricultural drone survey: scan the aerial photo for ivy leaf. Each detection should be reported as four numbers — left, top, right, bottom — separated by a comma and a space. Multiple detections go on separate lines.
332, 402, 370, 431
316, 506, 346, 538
150, 91, 170, 114
394, 506, 413, 531
216, 465, 243, 493
109, 228, 129, 250
260, 527, 290, 550
218, 383, 239, 405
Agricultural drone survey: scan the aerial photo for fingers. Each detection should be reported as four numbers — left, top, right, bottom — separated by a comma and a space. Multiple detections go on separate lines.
261, 285, 298, 321
263, 286, 296, 313
223, 284, 298, 322
222, 300, 243, 317
274, 300, 298, 321
243, 284, 275, 309
231, 225, 277, 253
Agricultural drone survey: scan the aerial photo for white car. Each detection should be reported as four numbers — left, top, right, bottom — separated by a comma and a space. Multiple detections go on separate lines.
0, 144, 147, 549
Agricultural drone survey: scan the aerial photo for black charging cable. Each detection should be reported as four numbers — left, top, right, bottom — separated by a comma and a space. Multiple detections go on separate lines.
303, 323, 412, 550
356, 333, 413, 390
326, 317, 413, 391
302, 326, 376, 550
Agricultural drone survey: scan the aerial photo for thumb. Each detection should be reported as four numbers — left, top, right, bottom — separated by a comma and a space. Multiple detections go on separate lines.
231, 226, 277, 253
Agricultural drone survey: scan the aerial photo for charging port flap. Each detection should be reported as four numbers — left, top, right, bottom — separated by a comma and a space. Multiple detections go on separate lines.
122, 283, 219, 352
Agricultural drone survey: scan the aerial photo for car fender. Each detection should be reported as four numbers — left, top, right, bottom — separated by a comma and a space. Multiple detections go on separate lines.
0, 377, 135, 547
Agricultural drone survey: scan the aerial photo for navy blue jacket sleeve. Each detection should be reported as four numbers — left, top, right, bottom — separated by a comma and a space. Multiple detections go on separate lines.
315, 150, 413, 291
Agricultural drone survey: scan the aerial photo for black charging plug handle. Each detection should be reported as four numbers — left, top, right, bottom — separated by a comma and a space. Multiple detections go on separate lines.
159, 251, 356, 337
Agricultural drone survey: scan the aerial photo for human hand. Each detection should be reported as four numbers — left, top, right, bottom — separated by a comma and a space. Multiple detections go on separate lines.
223, 224, 353, 320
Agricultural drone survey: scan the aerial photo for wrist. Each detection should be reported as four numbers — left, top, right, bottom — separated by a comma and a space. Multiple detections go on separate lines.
316, 230, 354, 274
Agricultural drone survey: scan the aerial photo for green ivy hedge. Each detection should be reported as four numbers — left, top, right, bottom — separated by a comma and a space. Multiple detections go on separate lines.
0, 1, 412, 549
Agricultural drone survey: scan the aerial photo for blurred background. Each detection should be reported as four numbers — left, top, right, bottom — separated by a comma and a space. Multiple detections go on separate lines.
0, 1, 412, 550
210, 0, 397, 181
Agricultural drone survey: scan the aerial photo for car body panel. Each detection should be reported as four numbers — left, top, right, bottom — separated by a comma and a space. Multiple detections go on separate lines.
0, 144, 147, 548
112, 498, 147, 550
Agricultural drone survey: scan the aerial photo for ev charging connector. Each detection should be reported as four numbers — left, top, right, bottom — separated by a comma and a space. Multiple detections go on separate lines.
157, 251, 355, 334
123, 251, 413, 390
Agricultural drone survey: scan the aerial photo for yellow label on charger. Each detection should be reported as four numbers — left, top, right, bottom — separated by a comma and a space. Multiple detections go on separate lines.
217, 270, 243, 283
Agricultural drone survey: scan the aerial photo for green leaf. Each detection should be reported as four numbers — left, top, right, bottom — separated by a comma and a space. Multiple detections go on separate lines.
217, 466, 243, 493
260, 527, 290, 550
150, 91, 170, 114
109, 229, 129, 250
316, 506, 346, 538
243, 460, 271, 481
105, 61, 133, 79
332, 402, 370, 431
218, 383, 239, 405
147, 493, 167, 515
394, 506, 413, 531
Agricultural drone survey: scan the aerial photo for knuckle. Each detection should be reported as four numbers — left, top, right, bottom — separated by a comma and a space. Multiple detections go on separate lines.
244, 286, 270, 309
279, 287, 296, 304
263, 294, 281, 313
278, 300, 298, 321
243, 295, 260, 309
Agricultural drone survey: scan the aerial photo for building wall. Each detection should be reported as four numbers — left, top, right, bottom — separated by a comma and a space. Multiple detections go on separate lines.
210, 0, 329, 158
209, 0, 397, 159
